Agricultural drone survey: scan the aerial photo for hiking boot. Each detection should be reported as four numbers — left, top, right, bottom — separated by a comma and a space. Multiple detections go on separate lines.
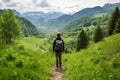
56, 64, 58, 67
60, 63, 62, 68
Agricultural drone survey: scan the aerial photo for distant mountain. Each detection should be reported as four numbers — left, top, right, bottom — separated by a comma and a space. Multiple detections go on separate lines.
17, 17, 40, 37
13, 9, 22, 17
63, 15, 109, 32
0, 9, 44, 37
73, 6, 106, 19
0, 9, 22, 17
22, 12, 64, 27
103, 3, 120, 12
12, 10, 44, 36
40, 2, 120, 30
61, 15, 110, 39
42, 15, 74, 29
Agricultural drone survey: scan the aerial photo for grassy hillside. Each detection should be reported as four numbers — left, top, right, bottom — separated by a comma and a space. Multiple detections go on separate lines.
62, 15, 109, 33
0, 33, 120, 80
0, 37, 54, 80
62, 33, 120, 80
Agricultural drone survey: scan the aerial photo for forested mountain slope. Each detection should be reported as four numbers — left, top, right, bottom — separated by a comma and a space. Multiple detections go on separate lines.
39, 2, 120, 29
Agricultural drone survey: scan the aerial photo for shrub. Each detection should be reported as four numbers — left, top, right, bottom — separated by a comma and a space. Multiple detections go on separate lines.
16, 60, 23, 68
6, 54, 16, 61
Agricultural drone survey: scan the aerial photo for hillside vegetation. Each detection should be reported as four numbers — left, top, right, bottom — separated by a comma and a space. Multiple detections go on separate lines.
0, 33, 120, 80
63, 15, 109, 32
0, 37, 54, 80
0, 9, 43, 37
63, 33, 120, 80
37, 2, 120, 29
18, 17, 40, 37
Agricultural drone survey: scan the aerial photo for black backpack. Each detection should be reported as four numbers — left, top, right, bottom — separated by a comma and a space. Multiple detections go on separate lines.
55, 40, 63, 52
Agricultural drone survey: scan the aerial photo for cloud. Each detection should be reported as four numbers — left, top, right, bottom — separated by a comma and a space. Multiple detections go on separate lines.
32, 0, 37, 3
0, 3, 2, 7
40, 0, 50, 7
6, 3, 17, 7
104, 0, 120, 3
2, 0, 11, 3
1, 0, 120, 13
36, 0, 50, 7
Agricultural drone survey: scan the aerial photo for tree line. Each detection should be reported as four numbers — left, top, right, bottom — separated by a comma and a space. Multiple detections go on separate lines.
76, 7, 120, 51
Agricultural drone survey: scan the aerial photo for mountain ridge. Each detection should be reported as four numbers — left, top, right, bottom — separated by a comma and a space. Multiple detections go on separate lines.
38, 2, 120, 30
22, 12, 65, 27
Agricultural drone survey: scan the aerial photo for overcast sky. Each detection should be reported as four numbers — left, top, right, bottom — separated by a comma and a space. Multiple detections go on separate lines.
0, 0, 120, 14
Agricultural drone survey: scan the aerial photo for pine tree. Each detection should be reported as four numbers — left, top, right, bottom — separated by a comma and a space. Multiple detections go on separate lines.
93, 26, 103, 43
0, 10, 22, 44
107, 7, 120, 36
76, 29, 89, 51
114, 17, 120, 34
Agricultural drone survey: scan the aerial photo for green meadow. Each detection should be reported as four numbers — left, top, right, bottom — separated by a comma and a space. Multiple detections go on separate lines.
63, 33, 120, 80
0, 33, 120, 80
0, 37, 54, 80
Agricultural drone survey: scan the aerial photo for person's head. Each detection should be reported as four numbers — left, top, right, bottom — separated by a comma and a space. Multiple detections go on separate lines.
57, 32, 61, 38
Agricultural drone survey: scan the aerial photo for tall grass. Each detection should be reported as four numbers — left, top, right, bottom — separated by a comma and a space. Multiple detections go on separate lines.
1, 33, 120, 80
62, 34, 120, 80
0, 37, 55, 80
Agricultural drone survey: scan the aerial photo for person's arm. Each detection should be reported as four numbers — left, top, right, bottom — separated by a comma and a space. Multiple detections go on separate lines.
53, 39, 56, 52
62, 40, 64, 52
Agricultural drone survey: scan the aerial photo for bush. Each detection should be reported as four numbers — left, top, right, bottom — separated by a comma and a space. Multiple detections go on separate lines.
16, 60, 23, 68
18, 45, 25, 50
6, 54, 16, 61
112, 58, 120, 69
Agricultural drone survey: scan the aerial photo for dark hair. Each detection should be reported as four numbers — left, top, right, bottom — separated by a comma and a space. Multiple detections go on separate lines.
57, 32, 61, 37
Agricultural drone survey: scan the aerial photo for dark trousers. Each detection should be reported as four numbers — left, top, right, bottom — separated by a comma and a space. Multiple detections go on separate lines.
55, 52, 62, 67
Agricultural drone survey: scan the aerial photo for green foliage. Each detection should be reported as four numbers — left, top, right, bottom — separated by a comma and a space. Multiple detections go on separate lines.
112, 57, 120, 69
0, 29, 120, 80
62, 15, 109, 40
62, 15, 109, 32
76, 29, 89, 51
0, 10, 22, 44
6, 54, 16, 61
16, 60, 23, 68
17, 17, 43, 37
107, 7, 120, 36
63, 33, 120, 80
114, 17, 120, 34
0, 38, 54, 80
93, 26, 104, 43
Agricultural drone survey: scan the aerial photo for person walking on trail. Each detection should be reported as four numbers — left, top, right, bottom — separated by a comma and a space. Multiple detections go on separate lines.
53, 32, 64, 68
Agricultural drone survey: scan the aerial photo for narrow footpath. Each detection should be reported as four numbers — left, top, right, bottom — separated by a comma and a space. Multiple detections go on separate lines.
52, 66, 65, 80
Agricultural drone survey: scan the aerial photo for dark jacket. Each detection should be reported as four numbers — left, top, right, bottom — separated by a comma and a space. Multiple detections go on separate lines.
53, 37, 64, 52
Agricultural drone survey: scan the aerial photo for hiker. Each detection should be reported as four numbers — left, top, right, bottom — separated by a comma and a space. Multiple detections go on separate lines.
53, 32, 64, 68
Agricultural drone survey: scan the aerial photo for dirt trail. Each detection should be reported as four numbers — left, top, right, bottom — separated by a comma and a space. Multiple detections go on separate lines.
52, 66, 65, 80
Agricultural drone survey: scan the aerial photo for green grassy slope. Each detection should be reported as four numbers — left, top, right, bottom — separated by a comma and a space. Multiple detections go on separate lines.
63, 33, 120, 80
0, 37, 54, 80
62, 15, 109, 32
0, 33, 120, 80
